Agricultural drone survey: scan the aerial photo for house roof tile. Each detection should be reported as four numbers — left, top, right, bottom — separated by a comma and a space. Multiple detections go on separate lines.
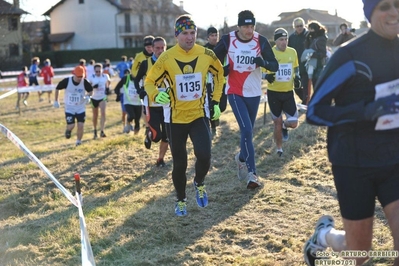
48, 32, 75, 43
43, 0, 186, 16
272, 9, 351, 26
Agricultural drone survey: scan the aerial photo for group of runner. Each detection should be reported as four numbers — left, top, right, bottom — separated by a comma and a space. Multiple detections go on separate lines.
16, 57, 55, 110
24, 1, 399, 264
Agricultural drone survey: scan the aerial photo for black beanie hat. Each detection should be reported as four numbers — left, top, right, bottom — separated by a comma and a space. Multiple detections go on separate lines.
143, 36, 155, 46
207, 27, 217, 36
274, 28, 288, 41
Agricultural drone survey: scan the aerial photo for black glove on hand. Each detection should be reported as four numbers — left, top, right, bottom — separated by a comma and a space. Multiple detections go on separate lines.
253, 57, 266, 67
116, 94, 121, 102
138, 88, 147, 100
294, 75, 301, 89
105, 87, 110, 95
93, 84, 99, 89
364, 93, 399, 120
223, 65, 230, 77
264, 73, 275, 84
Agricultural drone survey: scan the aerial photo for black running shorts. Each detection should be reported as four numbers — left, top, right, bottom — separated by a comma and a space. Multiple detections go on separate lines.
267, 90, 298, 119
65, 112, 86, 124
332, 163, 399, 220
90, 98, 106, 108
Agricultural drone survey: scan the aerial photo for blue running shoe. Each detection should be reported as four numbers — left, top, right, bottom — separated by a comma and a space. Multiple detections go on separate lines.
193, 181, 208, 208
175, 200, 187, 216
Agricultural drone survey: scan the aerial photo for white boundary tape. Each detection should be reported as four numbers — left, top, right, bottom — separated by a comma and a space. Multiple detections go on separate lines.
0, 74, 72, 85
0, 124, 79, 207
0, 88, 17, 100
0, 123, 95, 266
77, 193, 96, 266
1, 67, 75, 78
0, 75, 70, 95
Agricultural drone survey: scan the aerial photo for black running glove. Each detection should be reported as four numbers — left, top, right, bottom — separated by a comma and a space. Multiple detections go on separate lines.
138, 88, 147, 100
264, 73, 275, 84
294, 75, 301, 89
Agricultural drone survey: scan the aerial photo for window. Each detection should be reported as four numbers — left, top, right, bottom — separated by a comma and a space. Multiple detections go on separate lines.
8, 17, 18, 31
124, 14, 131, 33
124, 38, 132, 48
9, 43, 19, 56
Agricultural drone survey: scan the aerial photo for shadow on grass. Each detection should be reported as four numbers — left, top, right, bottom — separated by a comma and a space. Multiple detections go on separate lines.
0, 102, 393, 265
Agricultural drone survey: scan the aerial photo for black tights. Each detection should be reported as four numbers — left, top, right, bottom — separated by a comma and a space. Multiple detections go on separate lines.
166, 117, 211, 201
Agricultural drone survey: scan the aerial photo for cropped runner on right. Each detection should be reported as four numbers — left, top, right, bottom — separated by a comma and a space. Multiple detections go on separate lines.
304, 0, 399, 265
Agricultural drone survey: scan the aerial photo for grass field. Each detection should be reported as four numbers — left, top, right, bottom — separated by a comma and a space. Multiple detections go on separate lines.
0, 78, 395, 265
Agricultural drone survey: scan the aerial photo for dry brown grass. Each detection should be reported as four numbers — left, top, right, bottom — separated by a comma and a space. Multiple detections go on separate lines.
0, 79, 395, 265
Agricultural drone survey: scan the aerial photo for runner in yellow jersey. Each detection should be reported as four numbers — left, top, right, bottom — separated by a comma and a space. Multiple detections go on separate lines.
264, 28, 301, 157
144, 14, 224, 217
134, 37, 169, 167
131, 35, 154, 77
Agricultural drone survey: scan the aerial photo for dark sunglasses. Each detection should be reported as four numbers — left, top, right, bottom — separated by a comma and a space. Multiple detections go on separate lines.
378, 1, 399, 11
295, 25, 304, 28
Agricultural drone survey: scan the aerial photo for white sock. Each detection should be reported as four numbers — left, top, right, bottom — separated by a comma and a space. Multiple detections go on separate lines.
326, 228, 346, 251
282, 122, 287, 129
318, 227, 332, 247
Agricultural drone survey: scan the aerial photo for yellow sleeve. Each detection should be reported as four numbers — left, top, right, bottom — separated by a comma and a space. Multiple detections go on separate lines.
144, 54, 166, 102
208, 50, 224, 103
131, 53, 144, 77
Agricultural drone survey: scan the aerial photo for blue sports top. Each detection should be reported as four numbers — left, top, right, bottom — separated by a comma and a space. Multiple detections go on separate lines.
307, 29, 399, 167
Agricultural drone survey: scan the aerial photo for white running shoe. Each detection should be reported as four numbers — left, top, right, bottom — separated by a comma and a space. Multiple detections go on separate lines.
235, 153, 248, 181
303, 215, 334, 266
246, 172, 261, 189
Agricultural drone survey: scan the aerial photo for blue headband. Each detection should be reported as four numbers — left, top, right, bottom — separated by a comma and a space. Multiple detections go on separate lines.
363, 0, 383, 22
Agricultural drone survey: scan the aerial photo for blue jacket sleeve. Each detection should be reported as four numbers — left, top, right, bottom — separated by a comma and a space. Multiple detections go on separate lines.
306, 49, 368, 126
213, 34, 230, 64
259, 35, 279, 72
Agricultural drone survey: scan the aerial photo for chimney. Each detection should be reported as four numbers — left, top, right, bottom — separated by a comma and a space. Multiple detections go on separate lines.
13, 0, 19, 8
179, 0, 183, 10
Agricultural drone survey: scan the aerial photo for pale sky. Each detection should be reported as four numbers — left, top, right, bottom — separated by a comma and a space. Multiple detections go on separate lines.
13, 0, 367, 29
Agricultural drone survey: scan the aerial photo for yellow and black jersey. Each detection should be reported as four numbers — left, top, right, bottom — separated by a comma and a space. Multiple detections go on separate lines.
131, 52, 151, 77
144, 44, 224, 124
